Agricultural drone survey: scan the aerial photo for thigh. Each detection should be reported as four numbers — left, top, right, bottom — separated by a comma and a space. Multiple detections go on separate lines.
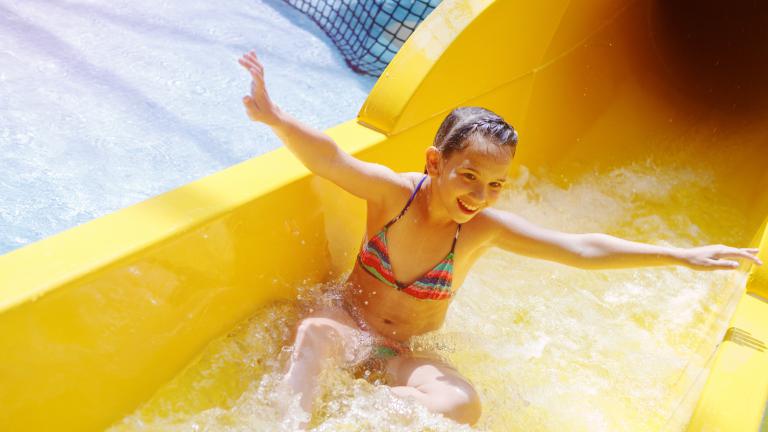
302, 304, 360, 332
384, 352, 483, 424
385, 351, 469, 391
295, 305, 373, 366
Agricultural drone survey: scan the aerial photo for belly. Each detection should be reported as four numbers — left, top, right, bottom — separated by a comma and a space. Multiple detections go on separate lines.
344, 264, 451, 341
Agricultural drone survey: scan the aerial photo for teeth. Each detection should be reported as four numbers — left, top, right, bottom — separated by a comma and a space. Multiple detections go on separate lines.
458, 198, 478, 211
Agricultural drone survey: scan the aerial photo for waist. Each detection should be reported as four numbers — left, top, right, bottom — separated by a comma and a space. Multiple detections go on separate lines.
317, 292, 400, 342
347, 268, 449, 337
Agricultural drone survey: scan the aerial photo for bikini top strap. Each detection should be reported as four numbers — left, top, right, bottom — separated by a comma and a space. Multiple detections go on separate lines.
384, 174, 428, 228
450, 224, 462, 252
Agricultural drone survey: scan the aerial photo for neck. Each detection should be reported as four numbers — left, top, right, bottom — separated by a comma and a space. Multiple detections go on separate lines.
422, 176, 456, 227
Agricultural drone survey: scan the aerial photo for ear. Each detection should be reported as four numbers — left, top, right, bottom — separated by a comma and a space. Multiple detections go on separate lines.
425, 146, 442, 176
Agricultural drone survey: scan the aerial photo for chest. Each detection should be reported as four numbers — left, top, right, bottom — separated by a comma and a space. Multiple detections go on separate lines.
362, 205, 487, 287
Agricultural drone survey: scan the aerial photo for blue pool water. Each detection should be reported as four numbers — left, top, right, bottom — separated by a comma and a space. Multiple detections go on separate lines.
0, 0, 378, 256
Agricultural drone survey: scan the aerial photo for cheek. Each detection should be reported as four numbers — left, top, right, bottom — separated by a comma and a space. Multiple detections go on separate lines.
437, 177, 466, 207
487, 190, 502, 205
447, 179, 472, 199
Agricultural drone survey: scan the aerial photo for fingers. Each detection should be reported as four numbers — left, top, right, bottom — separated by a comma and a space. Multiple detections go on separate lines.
243, 94, 262, 110
238, 57, 263, 74
698, 258, 738, 270
686, 245, 762, 271
245, 51, 260, 64
715, 247, 763, 266
250, 79, 266, 99
238, 51, 268, 102
238, 51, 265, 80
242, 93, 270, 118
242, 96, 264, 122
740, 248, 763, 265
716, 260, 740, 269
239, 51, 266, 97
238, 59, 263, 79
239, 50, 259, 63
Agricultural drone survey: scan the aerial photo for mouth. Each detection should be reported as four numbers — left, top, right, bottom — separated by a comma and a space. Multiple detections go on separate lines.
457, 197, 480, 214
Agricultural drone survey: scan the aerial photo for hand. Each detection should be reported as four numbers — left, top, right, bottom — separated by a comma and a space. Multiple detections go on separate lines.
680, 245, 762, 270
238, 50, 282, 126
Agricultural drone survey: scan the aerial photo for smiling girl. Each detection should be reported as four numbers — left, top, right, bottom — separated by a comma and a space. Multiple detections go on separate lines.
238, 50, 761, 428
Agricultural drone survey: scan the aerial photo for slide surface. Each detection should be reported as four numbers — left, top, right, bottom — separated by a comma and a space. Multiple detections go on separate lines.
1, 0, 767, 430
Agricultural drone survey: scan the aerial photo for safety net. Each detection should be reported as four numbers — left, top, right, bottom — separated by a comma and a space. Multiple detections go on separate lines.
282, 0, 442, 76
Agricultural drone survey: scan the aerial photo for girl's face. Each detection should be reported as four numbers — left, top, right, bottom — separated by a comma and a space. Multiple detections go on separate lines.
427, 138, 514, 223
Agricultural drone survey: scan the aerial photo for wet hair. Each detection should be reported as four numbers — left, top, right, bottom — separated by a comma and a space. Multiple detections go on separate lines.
425, 106, 518, 173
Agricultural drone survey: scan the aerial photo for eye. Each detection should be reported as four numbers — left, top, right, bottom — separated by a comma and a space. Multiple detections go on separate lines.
490, 182, 503, 188
463, 173, 477, 181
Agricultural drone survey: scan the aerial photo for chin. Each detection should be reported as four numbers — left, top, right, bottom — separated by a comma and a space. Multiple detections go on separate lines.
451, 210, 477, 224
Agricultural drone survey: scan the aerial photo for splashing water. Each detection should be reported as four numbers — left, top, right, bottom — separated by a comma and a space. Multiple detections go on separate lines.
108, 158, 748, 431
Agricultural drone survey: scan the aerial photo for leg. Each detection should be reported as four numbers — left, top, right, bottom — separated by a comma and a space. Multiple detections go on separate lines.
384, 353, 482, 425
280, 306, 365, 422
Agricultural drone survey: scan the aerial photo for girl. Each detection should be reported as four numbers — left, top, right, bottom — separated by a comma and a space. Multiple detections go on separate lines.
238, 50, 761, 428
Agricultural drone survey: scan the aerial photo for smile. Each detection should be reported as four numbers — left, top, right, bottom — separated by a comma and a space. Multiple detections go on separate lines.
457, 197, 479, 214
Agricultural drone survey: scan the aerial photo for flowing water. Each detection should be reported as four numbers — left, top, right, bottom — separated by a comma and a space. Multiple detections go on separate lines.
107, 156, 748, 431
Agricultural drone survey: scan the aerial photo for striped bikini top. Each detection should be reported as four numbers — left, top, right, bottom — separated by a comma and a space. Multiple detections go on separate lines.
357, 175, 462, 300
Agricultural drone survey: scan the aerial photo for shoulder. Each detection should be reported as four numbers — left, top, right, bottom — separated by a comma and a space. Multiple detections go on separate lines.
472, 207, 542, 239
476, 207, 536, 229
384, 171, 425, 205
468, 207, 507, 233
367, 171, 424, 218
400, 172, 425, 189
454, 208, 507, 253
462, 207, 536, 248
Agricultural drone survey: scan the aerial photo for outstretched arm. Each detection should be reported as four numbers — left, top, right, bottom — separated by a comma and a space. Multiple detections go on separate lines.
237, 50, 407, 206
485, 208, 762, 270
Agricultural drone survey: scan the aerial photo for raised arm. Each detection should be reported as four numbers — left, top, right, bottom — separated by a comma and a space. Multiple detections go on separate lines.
484, 208, 762, 270
237, 50, 407, 206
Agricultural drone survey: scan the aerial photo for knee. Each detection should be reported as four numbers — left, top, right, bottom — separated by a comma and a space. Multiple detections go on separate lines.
290, 318, 341, 363
443, 384, 482, 425
294, 317, 341, 348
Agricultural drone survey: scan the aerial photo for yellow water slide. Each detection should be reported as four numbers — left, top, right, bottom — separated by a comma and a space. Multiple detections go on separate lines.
1, 0, 767, 430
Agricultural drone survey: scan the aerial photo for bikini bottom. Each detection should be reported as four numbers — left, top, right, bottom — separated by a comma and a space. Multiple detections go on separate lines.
312, 290, 410, 384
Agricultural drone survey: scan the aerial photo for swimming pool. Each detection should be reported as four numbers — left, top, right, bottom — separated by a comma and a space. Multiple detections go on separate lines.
0, 0, 376, 256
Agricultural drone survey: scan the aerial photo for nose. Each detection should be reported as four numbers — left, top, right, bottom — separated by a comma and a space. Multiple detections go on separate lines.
470, 184, 486, 203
